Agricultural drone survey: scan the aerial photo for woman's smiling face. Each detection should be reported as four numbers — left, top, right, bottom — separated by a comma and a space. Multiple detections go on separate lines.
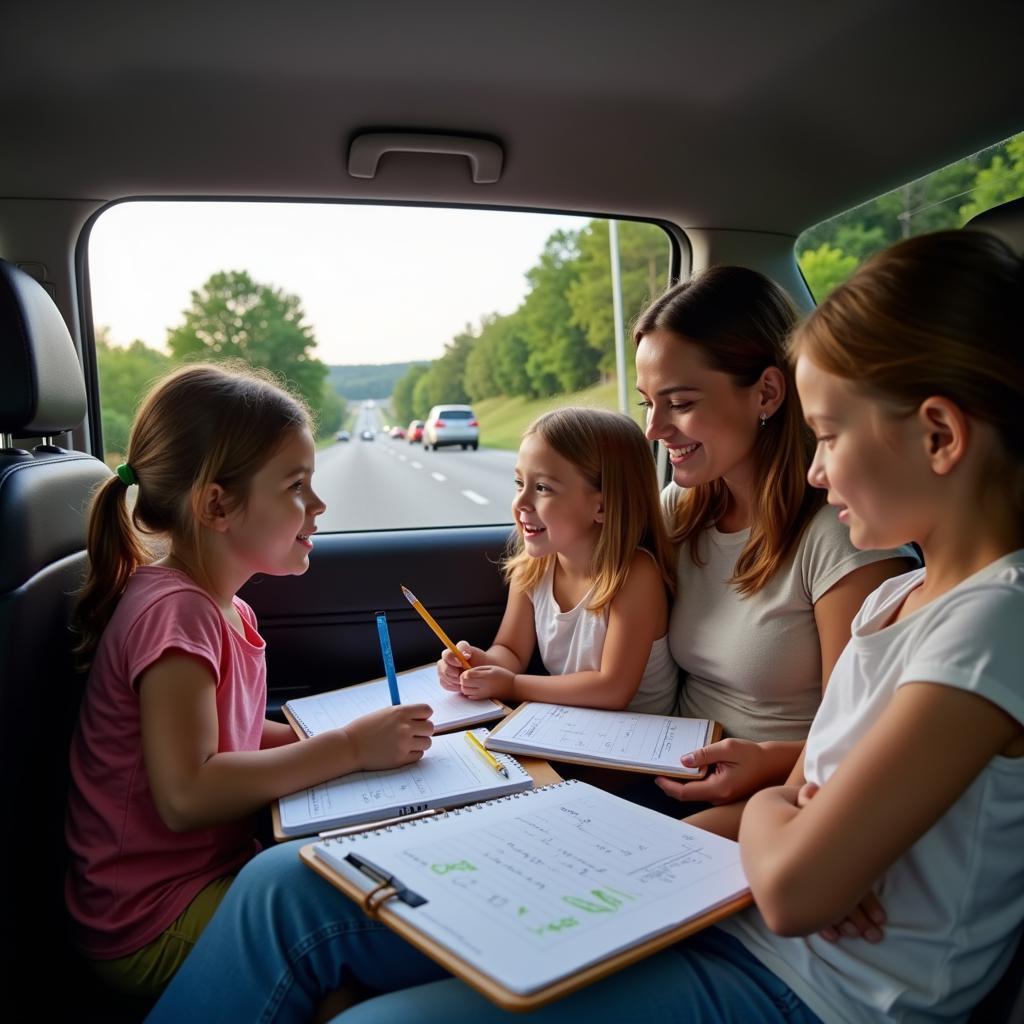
636, 328, 766, 490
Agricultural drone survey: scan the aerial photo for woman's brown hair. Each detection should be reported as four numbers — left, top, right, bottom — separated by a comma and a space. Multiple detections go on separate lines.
503, 407, 674, 610
790, 229, 1024, 513
634, 266, 822, 595
74, 362, 311, 666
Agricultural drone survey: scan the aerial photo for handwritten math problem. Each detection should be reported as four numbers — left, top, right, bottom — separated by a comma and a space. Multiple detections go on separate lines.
487, 703, 712, 775
317, 781, 749, 995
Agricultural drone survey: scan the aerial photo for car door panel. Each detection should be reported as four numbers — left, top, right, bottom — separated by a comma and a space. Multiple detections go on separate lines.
241, 525, 515, 711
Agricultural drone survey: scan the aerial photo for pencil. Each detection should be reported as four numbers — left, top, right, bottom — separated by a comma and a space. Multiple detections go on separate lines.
465, 730, 509, 778
401, 585, 473, 671
375, 611, 401, 705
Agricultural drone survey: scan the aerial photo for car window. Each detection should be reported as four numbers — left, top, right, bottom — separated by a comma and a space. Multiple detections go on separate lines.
796, 130, 1024, 301
88, 202, 673, 531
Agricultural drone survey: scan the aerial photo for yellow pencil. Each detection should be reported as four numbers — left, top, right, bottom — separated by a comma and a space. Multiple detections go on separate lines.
465, 730, 509, 778
401, 584, 473, 670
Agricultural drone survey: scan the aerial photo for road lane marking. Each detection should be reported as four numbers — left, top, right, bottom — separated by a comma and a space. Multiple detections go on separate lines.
431, 472, 446, 481
411, 461, 423, 470
398, 455, 407, 462
462, 490, 489, 505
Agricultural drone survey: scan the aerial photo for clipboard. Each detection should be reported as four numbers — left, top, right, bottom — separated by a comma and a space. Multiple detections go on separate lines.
299, 780, 752, 1012
485, 702, 723, 780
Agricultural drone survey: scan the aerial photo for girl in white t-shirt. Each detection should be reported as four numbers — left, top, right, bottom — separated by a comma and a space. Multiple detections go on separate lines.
437, 406, 678, 714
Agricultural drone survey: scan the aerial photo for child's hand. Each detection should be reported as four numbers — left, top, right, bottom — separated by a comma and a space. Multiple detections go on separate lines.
343, 704, 434, 770
437, 642, 487, 692
654, 738, 773, 805
459, 665, 516, 701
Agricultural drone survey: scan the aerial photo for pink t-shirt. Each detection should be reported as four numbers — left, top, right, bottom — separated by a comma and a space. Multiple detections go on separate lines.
66, 566, 267, 959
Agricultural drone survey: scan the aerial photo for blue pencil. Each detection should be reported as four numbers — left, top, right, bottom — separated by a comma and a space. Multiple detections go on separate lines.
375, 611, 401, 705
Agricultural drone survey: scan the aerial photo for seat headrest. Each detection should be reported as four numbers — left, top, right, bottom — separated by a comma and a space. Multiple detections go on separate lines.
0, 259, 87, 436
964, 195, 1024, 256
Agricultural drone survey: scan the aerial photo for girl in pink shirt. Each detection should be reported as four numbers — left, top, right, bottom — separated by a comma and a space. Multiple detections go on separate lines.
66, 363, 434, 998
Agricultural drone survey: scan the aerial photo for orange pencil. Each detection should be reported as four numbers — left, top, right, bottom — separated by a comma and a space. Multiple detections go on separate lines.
400, 585, 474, 671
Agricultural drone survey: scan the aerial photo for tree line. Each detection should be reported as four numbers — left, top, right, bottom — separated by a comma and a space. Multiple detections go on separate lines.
392, 131, 1024, 427
96, 269, 346, 458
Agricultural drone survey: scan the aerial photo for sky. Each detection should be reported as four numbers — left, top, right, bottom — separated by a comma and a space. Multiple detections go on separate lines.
88, 202, 589, 365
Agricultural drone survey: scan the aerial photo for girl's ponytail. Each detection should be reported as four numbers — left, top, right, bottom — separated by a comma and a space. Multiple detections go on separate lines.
73, 473, 151, 667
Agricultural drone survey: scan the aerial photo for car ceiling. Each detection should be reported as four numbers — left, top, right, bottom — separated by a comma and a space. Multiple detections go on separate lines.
1, 0, 1022, 236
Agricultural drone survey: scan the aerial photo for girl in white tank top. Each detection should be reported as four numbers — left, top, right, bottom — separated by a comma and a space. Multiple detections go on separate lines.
437, 407, 678, 714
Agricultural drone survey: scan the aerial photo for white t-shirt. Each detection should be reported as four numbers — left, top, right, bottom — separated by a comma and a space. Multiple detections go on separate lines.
662, 487, 915, 741
722, 550, 1024, 1023
529, 559, 679, 715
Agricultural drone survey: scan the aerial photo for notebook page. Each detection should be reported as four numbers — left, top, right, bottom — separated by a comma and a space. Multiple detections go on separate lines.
315, 781, 748, 995
486, 703, 710, 775
279, 729, 532, 834
286, 665, 504, 736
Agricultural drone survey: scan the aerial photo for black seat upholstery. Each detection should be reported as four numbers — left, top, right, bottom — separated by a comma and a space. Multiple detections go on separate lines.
0, 260, 111, 998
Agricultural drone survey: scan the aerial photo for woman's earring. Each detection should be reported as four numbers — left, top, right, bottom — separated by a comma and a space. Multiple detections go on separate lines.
759, 412, 768, 428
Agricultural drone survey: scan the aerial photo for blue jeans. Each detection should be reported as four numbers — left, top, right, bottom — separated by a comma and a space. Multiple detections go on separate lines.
147, 840, 822, 1024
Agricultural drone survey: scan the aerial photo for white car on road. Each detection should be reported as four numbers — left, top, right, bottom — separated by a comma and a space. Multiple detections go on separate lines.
423, 404, 479, 451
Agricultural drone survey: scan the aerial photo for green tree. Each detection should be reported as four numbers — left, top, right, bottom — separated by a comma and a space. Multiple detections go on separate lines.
568, 220, 670, 373
391, 363, 429, 425
519, 229, 597, 395
166, 270, 332, 434
316, 383, 346, 436
411, 329, 474, 414
797, 244, 859, 300
94, 328, 171, 458
959, 135, 1024, 222
463, 316, 501, 402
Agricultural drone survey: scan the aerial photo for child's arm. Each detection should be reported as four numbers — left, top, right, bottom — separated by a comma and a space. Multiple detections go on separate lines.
458, 553, 665, 708
739, 681, 1021, 936
656, 559, 906, 806
140, 654, 435, 832
261, 720, 300, 748
437, 583, 536, 692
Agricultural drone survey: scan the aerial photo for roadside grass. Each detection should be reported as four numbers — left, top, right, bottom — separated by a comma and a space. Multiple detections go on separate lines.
474, 374, 644, 451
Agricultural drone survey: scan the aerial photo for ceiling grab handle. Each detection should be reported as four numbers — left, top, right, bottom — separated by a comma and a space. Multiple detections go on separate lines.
348, 133, 503, 184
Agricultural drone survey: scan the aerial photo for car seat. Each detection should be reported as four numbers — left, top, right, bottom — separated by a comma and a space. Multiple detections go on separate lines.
0, 259, 115, 1010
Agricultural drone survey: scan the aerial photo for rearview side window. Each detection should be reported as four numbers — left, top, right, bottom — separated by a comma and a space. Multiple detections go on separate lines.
87, 203, 673, 531
796, 129, 1024, 301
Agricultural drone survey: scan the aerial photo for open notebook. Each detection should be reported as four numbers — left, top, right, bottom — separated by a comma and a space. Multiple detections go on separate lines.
277, 729, 532, 837
484, 702, 718, 778
303, 779, 750, 1010
282, 664, 506, 739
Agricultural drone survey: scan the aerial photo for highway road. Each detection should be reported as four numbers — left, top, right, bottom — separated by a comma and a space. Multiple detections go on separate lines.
315, 405, 517, 531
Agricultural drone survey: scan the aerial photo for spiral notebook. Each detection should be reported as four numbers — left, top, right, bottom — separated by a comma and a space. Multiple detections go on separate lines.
301, 779, 751, 1011
276, 729, 532, 837
484, 702, 719, 779
282, 664, 506, 739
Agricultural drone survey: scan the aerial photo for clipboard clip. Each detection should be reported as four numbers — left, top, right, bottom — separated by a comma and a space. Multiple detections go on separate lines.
345, 852, 427, 911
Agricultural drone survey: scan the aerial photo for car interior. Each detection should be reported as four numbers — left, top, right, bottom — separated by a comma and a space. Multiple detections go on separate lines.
1, 2, 1023, 1019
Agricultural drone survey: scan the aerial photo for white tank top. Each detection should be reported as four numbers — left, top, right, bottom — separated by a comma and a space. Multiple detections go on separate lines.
530, 558, 679, 715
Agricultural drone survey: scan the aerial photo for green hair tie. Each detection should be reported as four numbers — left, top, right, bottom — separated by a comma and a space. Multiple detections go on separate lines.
116, 462, 138, 487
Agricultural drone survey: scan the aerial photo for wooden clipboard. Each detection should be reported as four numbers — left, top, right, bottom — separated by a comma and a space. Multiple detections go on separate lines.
272, 755, 561, 842
298, 801, 752, 1012
485, 703, 723, 780
281, 665, 510, 739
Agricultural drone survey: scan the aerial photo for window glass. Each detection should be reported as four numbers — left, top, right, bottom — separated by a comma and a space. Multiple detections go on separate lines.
796, 129, 1024, 301
88, 203, 672, 531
